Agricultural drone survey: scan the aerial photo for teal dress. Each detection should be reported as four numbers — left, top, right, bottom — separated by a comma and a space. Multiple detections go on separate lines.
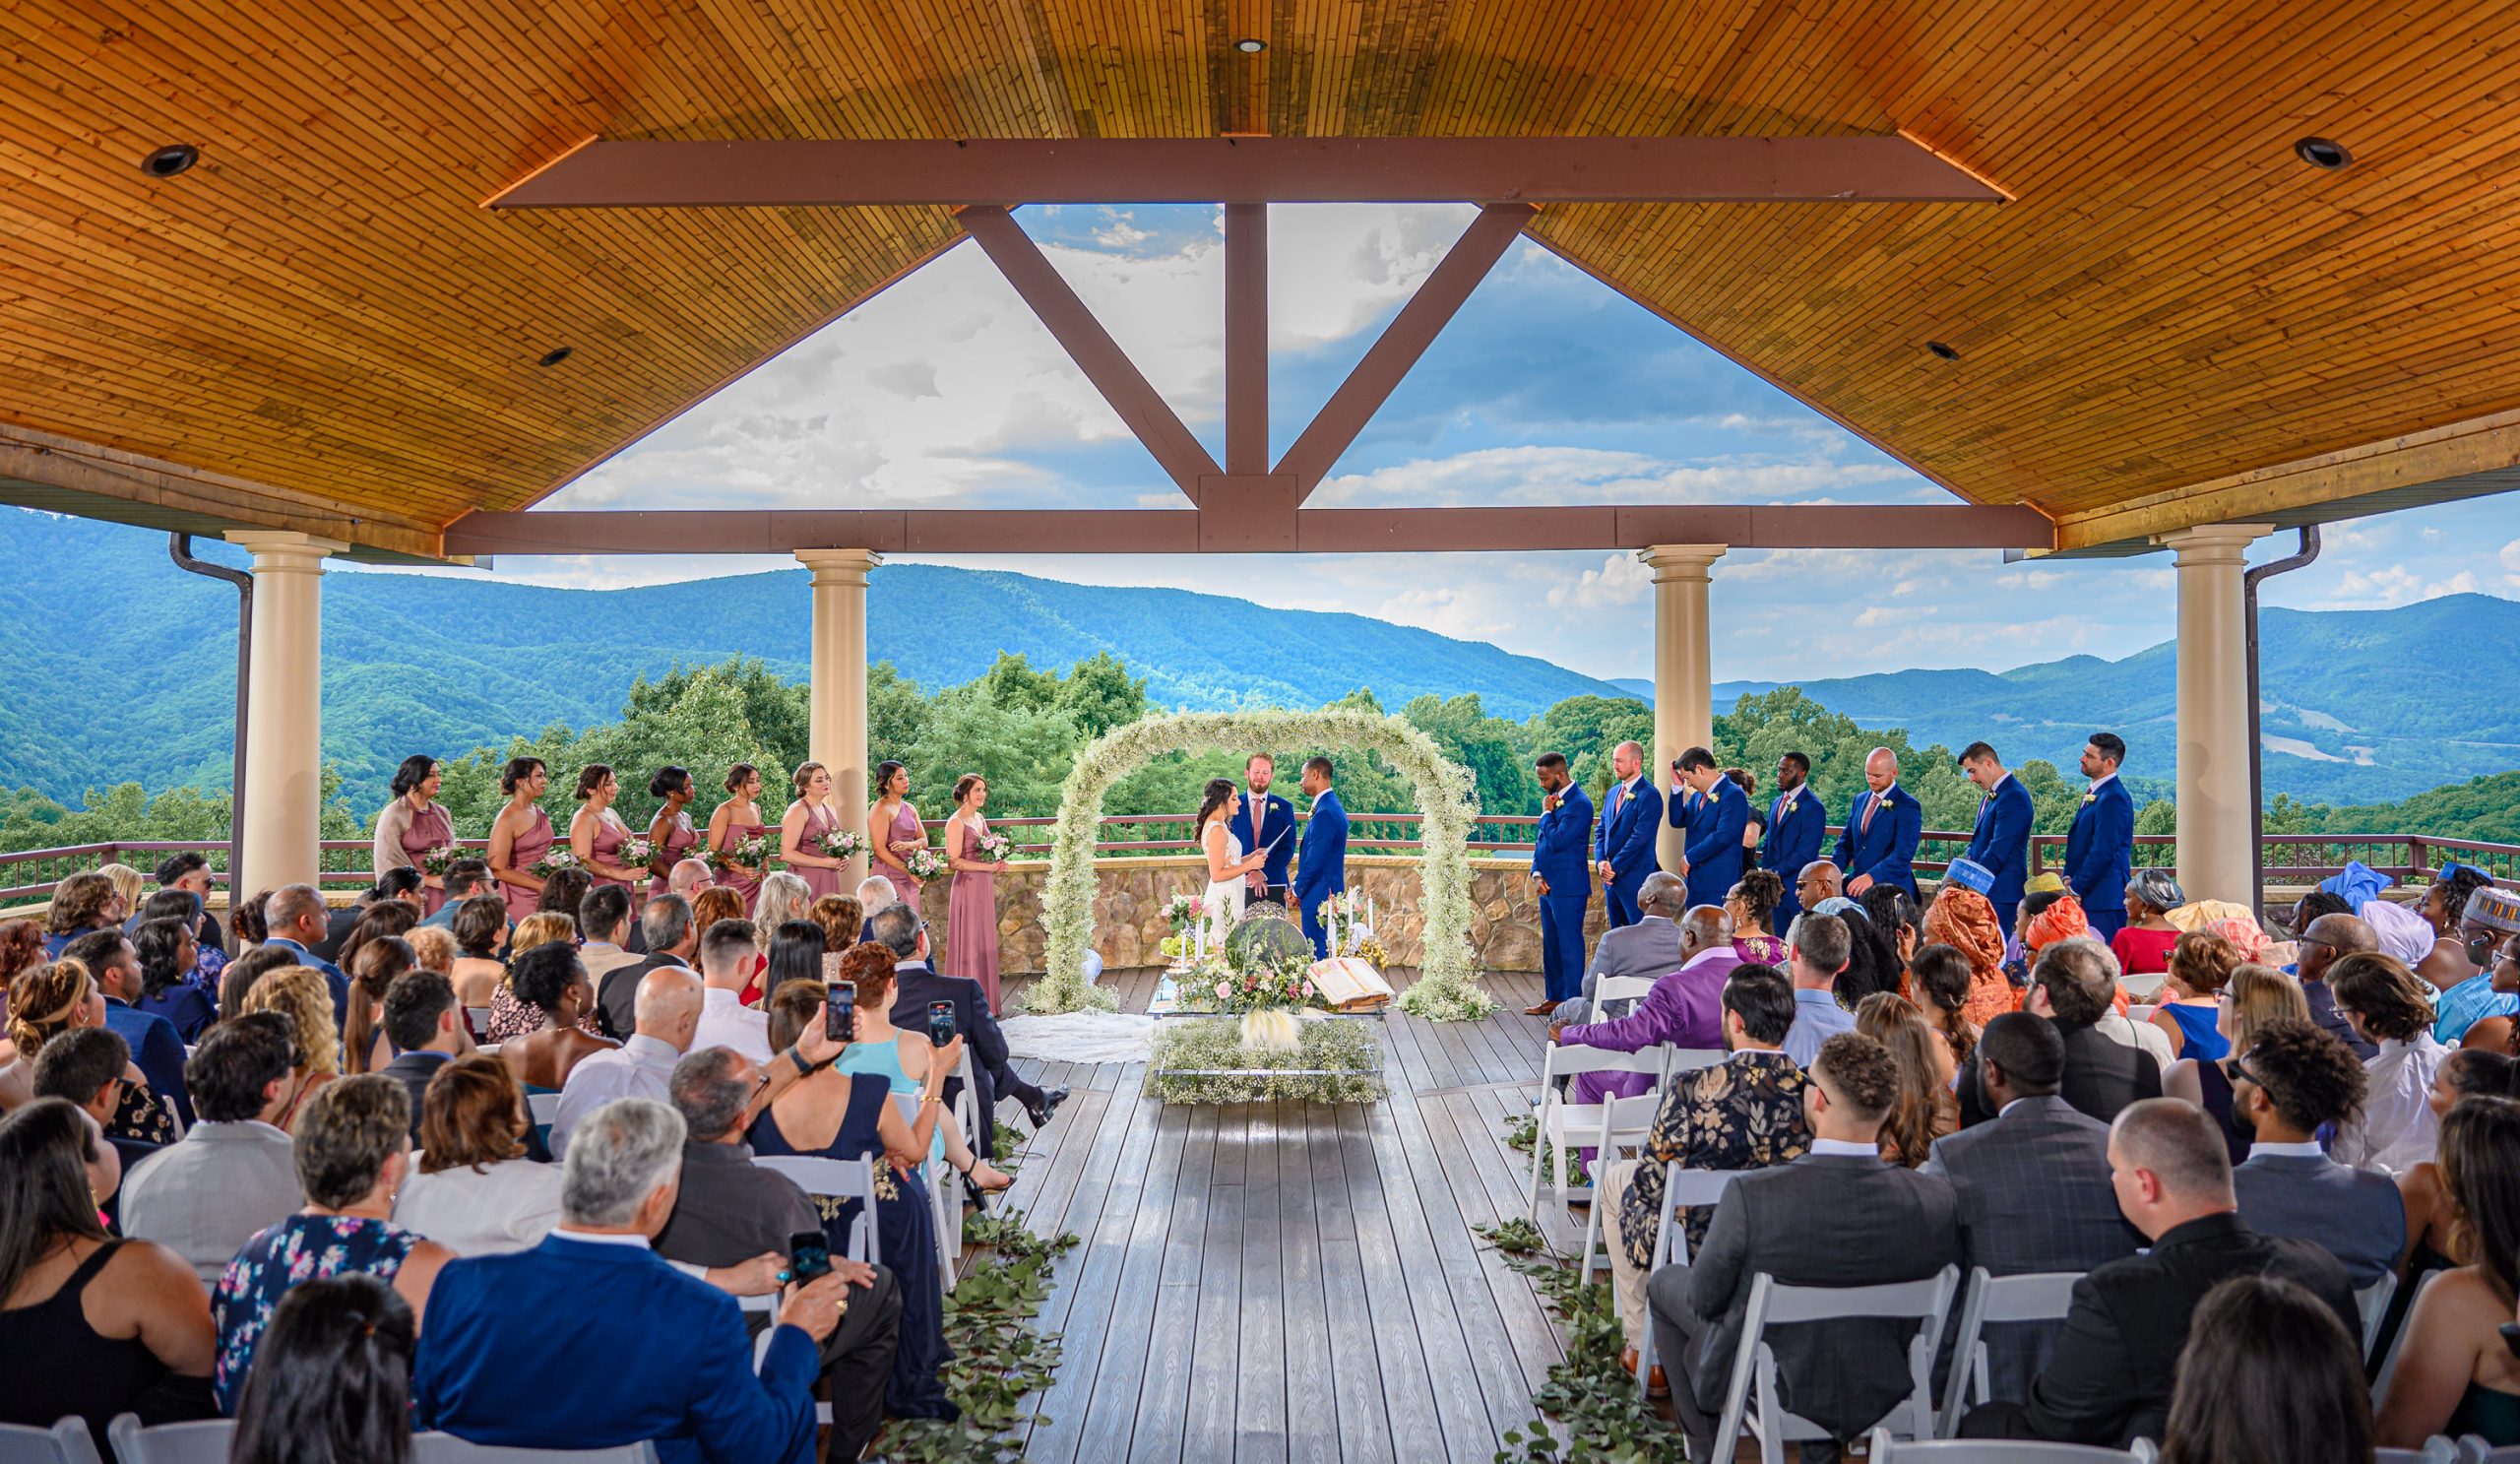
836, 1034, 945, 1166
2449, 1382, 2520, 1446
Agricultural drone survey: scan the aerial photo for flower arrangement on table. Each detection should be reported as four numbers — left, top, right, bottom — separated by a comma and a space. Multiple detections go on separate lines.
712, 832, 772, 871
810, 828, 867, 861
528, 848, 580, 879
903, 845, 952, 882
1315, 891, 1389, 968
417, 845, 463, 877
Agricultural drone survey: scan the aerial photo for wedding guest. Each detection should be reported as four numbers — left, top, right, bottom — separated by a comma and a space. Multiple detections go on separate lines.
446, 895, 509, 1012
569, 764, 644, 898
2329, 951, 2449, 1173
2150, 930, 2237, 1062
1528, 751, 1596, 1011
646, 766, 702, 903
751, 871, 813, 969
335, 903, 420, 1003
2418, 863, 2500, 992
1836, 747, 1922, 901
1859, 883, 1921, 972
0, 918, 44, 986
10, 958, 174, 1144
1781, 914, 1856, 1066
1729, 768, 1762, 861
31, 1029, 159, 1216
810, 894, 864, 957
1922, 880, 2012, 1029
2160, 1275, 2375, 1464
943, 773, 1008, 1012
68, 928, 192, 1125
1554, 871, 1688, 1027
229, 886, 273, 954
227, 1274, 414, 1464
2435, 886, 2520, 1044
1550, 906, 1734, 1110
706, 762, 773, 914
2397, 1049, 2515, 1301
870, 759, 933, 914
1907, 943, 1981, 1066
1858, 991, 1957, 1165
497, 941, 618, 1092
97, 864, 148, 928
241, 965, 343, 1121
1958, 940, 2161, 1128
2111, 868, 2186, 986
1958, 740, 2036, 937
778, 761, 850, 903
534, 868, 592, 926
1831, 897, 1906, 1009
312, 870, 417, 967
142, 853, 226, 955
394, 1055, 563, 1256
555, 964, 701, 1157
686, 884, 756, 1003
121, 1013, 308, 1282
576, 885, 642, 988
132, 916, 217, 1042
692, 919, 774, 1063
2296, 911, 2381, 1059
870, 901, 1065, 1143
2227, 1019, 2402, 1287
485, 757, 553, 923
855, 874, 900, 916
212, 1075, 454, 1413
0, 1099, 217, 1444
44, 870, 120, 957
2374, 1095, 2520, 1448
219, 945, 300, 1026
415, 860, 493, 932
596, 896, 700, 1044
834, 945, 1012, 1189
262, 885, 350, 1022
508, 913, 575, 960
372, 755, 457, 918
343, 937, 413, 1076
406, 924, 456, 977
1725, 868, 1790, 967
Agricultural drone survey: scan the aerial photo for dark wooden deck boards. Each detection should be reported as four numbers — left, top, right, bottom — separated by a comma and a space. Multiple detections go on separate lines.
976, 968, 1564, 1464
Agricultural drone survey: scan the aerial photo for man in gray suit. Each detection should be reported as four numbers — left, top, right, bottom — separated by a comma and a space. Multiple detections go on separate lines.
1553, 871, 1689, 1026
1922, 1012, 2138, 1403
2230, 1017, 2405, 1286
119, 1011, 308, 1283
1648, 1033, 1961, 1462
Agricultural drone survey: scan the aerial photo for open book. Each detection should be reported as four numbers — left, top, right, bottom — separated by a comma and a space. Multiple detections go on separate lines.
1307, 957, 1394, 1011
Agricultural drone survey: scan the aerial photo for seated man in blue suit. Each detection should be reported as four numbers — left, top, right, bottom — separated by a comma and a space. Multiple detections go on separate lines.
2063, 732, 2136, 944
1293, 755, 1350, 960
1528, 751, 1596, 1015
1669, 746, 1746, 911
414, 1096, 866, 1464
1960, 740, 2035, 937
1228, 751, 1297, 908
1762, 751, 1826, 934
1836, 746, 1922, 902
1594, 739, 1665, 930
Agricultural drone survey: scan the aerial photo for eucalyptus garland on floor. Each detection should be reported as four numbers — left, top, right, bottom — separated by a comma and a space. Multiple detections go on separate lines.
1475, 1231, 1684, 1464
1024, 707, 1490, 1020
882, 1207, 1083, 1464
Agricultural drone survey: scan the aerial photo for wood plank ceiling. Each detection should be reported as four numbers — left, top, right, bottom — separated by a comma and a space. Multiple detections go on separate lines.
3, 0, 2517, 555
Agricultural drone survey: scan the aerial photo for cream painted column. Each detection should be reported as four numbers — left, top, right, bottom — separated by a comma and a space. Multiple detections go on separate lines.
2159, 524, 2273, 904
224, 531, 346, 897
1641, 544, 1727, 875
797, 549, 882, 886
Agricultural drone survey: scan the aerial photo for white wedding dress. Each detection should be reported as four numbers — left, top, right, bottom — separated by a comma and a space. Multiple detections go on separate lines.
1202, 819, 1247, 950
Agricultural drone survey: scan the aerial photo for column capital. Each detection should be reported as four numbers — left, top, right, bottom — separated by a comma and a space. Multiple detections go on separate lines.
795, 547, 882, 586
1638, 542, 1728, 582
2153, 523, 2274, 566
224, 530, 347, 570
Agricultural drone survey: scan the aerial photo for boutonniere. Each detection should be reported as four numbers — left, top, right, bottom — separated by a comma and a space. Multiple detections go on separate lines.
2081, 792, 2097, 806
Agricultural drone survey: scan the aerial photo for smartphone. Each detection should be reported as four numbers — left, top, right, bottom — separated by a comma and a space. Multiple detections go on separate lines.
928, 999, 956, 1049
788, 1230, 832, 1285
825, 983, 856, 1044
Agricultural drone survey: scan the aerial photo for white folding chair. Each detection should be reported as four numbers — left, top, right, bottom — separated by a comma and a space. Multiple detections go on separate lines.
0, 1418, 103, 1464
1577, 1094, 1665, 1279
1712, 1264, 1960, 1464
751, 1155, 879, 1262
1933, 1267, 2084, 1436
105, 1416, 232, 1464
465, 1005, 493, 1036
411, 1436, 659, 1463
2374, 1269, 2442, 1406
1631, 1166, 1744, 1389
2126, 1004, 2157, 1023
1864, 1428, 2153, 1462
1526, 1042, 1667, 1219
2372, 1441, 2460, 1464
526, 1090, 562, 1127
1593, 973, 1659, 1020
2357, 1269, 2400, 1364
2453, 1436, 2520, 1462
894, 1092, 961, 1283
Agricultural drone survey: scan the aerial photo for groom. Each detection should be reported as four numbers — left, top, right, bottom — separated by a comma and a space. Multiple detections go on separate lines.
1293, 755, 1350, 960
1229, 752, 1296, 908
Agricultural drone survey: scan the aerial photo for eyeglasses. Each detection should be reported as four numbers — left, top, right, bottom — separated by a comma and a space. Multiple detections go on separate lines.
2227, 1051, 2261, 1087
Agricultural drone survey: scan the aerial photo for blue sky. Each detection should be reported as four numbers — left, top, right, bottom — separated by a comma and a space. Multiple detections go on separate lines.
392, 202, 2520, 685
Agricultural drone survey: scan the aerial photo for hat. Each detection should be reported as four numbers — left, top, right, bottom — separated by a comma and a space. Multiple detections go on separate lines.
1942, 858, 1995, 896
2025, 871, 2067, 897
2360, 899, 2436, 967
2465, 885, 2520, 936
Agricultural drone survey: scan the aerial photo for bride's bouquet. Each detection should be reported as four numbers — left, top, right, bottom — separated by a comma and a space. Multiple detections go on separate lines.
810, 828, 867, 861
713, 833, 771, 871
417, 845, 463, 877
529, 847, 580, 879
904, 845, 951, 882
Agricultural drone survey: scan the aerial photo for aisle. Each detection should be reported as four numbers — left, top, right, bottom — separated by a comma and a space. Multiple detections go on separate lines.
972, 967, 1567, 1464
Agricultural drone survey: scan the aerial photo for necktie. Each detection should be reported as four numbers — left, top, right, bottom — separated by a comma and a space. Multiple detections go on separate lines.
1861, 794, 1878, 836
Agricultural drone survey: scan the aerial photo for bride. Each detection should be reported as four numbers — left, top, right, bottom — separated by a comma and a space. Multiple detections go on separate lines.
1196, 777, 1271, 950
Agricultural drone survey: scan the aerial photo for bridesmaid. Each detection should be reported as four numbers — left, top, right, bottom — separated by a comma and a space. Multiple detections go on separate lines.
646, 766, 701, 902
781, 762, 850, 901
486, 757, 552, 923
570, 764, 643, 898
868, 760, 926, 912
707, 762, 772, 914
943, 774, 1008, 1013
371, 754, 456, 917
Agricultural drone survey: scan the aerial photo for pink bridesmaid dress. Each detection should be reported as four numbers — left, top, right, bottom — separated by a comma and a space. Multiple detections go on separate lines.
499, 807, 554, 923
874, 802, 924, 909
947, 821, 1001, 1013
792, 801, 845, 901
588, 811, 634, 896
401, 802, 456, 917
648, 812, 698, 902
715, 819, 771, 914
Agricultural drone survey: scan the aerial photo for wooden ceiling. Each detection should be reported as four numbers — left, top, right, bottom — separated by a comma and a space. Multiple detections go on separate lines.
5, 0, 2519, 557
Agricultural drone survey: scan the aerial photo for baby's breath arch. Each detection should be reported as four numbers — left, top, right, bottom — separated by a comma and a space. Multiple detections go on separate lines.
1025, 709, 1493, 1021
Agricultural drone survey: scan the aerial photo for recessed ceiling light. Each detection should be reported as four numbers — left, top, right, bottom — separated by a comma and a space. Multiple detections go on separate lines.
537, 347, 575, 367
140, 144, 199, 179
1233, 36, 1267, 53
2295, 136, 2353, 169
1926, 341, 1960, 361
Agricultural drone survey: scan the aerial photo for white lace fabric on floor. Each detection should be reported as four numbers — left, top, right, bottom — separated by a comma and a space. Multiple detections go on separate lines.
998, 1012, 1157, 1064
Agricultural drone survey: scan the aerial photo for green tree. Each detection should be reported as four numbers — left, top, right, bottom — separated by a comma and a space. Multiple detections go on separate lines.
1526, 695, 1653, 794
1402, 692, 1535, 815
1056, 652, 1148, 740
906, 691, 1079, 819
978, 652, 1060, 714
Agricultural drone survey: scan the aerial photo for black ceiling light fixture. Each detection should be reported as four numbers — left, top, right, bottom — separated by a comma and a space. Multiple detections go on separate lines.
1926, 340, 1960, 361
140, 144, 199, 179
1233, 36, 1267, 53
536, 347, 575, 367
2295, 136, 2353, 170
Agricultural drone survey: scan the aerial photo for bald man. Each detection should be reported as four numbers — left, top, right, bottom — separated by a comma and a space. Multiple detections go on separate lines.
2296, 913, 2380, 1060
1594, 739, 1667, 928
1835, 748, 1922, 901
553, 964, 704, 1157
1553, 905, 1738, 1108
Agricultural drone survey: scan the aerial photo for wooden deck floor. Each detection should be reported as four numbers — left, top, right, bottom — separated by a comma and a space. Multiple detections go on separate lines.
978, 967, 1567, 1464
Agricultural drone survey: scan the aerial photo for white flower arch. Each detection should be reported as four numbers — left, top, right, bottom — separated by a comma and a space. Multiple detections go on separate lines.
1025, 709, 1494, 1021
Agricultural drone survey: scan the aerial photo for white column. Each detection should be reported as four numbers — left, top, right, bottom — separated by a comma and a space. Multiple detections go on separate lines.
797, 549, 881, 885
224, 531, 346, 898
2160, 524, 2272, 904
1641, 544, 1727, 876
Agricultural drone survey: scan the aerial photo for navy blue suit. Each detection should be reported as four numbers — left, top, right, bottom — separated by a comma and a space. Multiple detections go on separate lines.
1763, 785, 1827, 932
1836, 784, 1922, 902
263, 936, 351, 1036
1673, 778, 1748, 911
1294, 790, 1350, 959
2064, 776, 2136, 943
102, 996, 193, 1129
1228, 789, 1297, 900
414, 1233, 822, 1464
1595, 778, 1665, 927
1965, 774, 2036, 935
1531, 783, 1596, 1003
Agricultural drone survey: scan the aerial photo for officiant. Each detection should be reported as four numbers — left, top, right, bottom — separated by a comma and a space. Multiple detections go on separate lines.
1230, 752, 1297, 908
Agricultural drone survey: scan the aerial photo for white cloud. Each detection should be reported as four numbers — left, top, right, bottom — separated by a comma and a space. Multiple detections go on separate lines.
1311, 444, 1915, 510
1546, 552, 1651, 609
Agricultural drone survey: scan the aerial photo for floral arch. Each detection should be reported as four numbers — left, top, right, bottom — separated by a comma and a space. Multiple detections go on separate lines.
1025, 709, 1493, 1022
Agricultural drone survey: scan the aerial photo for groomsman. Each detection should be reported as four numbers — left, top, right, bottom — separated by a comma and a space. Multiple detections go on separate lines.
1960, 740, 2035, 936
1293, 756, 1350, 960
2064, 732, 2136, 942
1229, 752, 1296, 907
1763, 751, 1826, 932
1670, 747, 1747, 910
1837, 747, 1922, 901
1528, 752, 1596, 1015
1594, 740, 1665, 928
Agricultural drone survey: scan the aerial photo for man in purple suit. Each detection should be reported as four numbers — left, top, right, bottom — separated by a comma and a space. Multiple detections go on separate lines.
1552, 906, 1739, 1110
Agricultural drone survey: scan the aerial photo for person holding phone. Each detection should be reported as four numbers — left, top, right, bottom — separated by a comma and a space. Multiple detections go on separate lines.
831, 948, 1013, 1192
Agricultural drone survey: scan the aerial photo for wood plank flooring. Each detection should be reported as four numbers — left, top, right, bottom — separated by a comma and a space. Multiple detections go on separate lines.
978, 967, 1563, 1464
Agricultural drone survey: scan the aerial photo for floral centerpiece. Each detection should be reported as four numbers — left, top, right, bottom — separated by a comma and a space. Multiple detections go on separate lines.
712, 832, 771, 871
528, 847, 580, 879
417, 845, 463, 876
904, 845, 952, 882
1163, 892, 1203, 934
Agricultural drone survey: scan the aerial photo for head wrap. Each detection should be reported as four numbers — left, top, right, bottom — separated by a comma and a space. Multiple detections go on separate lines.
2320, 859, 2393, 910
2200, 913, 2269, 964
2165, 899, 2253, 934
2127, 867, 2185, 913
1942, 858, 1996, 897
2465, 885, 2520, 936
2360, 899, 2436, 966
2440, 861, 2497, 890
2025, 871, 2068, 898
2025, 891, 2091, 953
1812, 896, 1865, 922
1923, 884, 2006, 981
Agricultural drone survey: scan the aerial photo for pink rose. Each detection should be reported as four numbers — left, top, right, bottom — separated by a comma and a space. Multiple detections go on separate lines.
1215, 981, 1230, 999
1301, 981, 1314, 997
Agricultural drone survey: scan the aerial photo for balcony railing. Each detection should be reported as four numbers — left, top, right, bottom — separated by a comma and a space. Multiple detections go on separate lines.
1, 821, 2506, 906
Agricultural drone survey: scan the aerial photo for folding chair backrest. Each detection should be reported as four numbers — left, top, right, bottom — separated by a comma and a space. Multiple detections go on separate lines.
1664, 1047, 1727, 1076
466, 1006, 493, 1034
0, 1419, 103, 1464
1544, 1042, 1668, 1080
2126, 1005, 2156, 1023
2454, 1439, 2520, 1463
1864, 1429, 2149, 1462
2372, 1269, 2441, 1403
1935, 1267, 2083, 1436
2369, 1441, 2459, 1464
412, 1437, 660, 1463
2355, 1270, 2399, 1362
526, 1091, 562, 1126
1595, 974, 1660, 1006
753, 1154, 880, 1263
1758, 1268, 1957, 1325
1718, 1265, 1959, 1464
104, 1415, 233, 1464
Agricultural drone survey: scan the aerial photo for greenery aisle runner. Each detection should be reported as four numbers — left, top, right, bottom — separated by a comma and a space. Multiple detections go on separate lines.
1473, 1219, 1685, 1464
